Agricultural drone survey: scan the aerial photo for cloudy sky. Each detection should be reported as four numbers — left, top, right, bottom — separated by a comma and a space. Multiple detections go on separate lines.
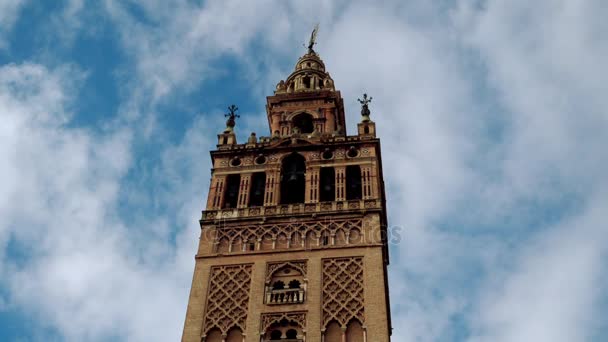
1, 1, 607, 341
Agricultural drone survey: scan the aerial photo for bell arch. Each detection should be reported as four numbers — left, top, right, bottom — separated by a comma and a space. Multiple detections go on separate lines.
292, 112, 314, 134
280, 153, 306, 204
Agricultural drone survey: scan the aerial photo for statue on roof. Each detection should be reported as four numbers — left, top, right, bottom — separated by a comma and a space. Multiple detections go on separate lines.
307, 24, 319, 54
224, 104, 240, 132
358, 93, 373, 122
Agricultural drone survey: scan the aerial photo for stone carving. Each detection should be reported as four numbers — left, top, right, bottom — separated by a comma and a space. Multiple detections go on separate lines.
322, 257, 365, 327
202, 264, 253, 335
260, 311, 307, 334
215, 218, 363, 253
266, 260, 307, 283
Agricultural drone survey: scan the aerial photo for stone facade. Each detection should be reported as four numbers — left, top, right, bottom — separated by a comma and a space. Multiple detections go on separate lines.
182, 48, 391, 342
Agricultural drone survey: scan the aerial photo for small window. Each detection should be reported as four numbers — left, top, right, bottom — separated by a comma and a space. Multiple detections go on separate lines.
288, 280, 301, 289
322, 235, 329, 246
272, 281, 285, 290
364, 125, 370, 134
248, 241, 255, 251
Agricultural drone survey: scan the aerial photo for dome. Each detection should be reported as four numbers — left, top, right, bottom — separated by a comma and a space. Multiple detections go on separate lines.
275, 52, 335, 94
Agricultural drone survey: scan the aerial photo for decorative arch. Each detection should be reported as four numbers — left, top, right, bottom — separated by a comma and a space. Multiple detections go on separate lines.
346, 319, 365, 342
324, 321, 342, 342
265, 260, 307, 283
225, 327, 244, 342
261, 312, 306, 342
214, 218, 363, 253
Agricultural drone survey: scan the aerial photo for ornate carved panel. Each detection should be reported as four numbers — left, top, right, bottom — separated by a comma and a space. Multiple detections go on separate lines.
266, 260, 308, 283
215, 218, 363, 253
260, 311, 307, 334
202, 264, 253, 336
322, 257, 365, 327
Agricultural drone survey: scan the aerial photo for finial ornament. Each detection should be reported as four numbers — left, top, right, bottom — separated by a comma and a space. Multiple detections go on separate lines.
224, 104, 240, 132
307, 23, 319, 54
357, 93, 373, 122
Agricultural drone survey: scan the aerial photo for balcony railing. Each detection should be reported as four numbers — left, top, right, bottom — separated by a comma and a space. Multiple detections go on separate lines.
202, 199, 380, 221
266, 288, 305, 305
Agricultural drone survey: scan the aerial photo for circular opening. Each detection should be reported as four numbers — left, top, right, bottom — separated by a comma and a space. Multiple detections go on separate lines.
322, 150, 334, 160
230, 157, 241, 167
255, 155, 267, 165
347, 147, 359, 158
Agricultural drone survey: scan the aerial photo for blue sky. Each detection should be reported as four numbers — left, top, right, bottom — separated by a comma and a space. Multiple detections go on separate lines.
1, 1, 607, 341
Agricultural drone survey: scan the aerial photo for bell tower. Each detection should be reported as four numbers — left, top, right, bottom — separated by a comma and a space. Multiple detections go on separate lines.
182, 36, 391, 342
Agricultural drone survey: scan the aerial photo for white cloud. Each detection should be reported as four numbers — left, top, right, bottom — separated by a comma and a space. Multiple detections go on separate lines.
0, 0, 25, 48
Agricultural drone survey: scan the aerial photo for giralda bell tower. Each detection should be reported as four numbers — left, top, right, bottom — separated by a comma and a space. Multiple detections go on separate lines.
182, 31, 392, 342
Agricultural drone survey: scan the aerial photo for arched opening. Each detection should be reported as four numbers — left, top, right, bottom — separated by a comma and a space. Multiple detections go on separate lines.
321, 231, 330, 246
325, 321, 342, 342
272, 280, 285, 290
319, 167, 335, 202
363, 125, 370, 134
249, 172, 266, 206
226, 327, 244, 342
205, 328, 222, 342
270, 330, 282, 340
286, 329, 298, 339
267, 266, 305, 304
223, 174, 240, 208
247, 238, 256, 251
264, 319, 303, 342
345, 165, 362, 200
346, 320, 364, 342
280, 153, 306, 204
292, 113, 314, 134
302, 76, 311, 89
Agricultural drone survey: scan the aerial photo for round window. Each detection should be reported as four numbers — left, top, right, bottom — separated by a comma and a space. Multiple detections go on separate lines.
230, 157, 241, 167
255, 155, 267, 165
321, 150, 334, 160
346, 146, 359, 158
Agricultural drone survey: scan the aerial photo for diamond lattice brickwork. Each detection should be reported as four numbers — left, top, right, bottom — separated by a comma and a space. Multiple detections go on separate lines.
322, 257, 365, 327
202, 264, 253, 335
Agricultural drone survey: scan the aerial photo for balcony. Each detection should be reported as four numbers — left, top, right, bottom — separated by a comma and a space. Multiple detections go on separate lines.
202, 199, 380, 222
266, 288, 305, 305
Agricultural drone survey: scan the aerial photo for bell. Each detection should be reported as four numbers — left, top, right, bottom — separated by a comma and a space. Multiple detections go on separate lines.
287, 172, 299, 183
